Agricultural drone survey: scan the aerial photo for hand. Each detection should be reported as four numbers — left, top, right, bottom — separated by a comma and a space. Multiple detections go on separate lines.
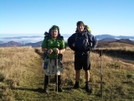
42, 48, 47, 52
54, 48, 60, 55
47, 49, 53, 54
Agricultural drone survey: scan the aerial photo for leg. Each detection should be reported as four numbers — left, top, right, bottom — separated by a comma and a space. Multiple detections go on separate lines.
85, 70, 90, 82
55, 75, 62, 92
84, 70, 92, 93
83, 54, 92, 93
44, 75, 49, 93
74, 55, 82, 89
76, 70, 80, 82
73, 70, 80, 89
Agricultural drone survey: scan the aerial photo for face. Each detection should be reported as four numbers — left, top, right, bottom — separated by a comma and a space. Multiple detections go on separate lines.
51, 30, 58, 38
77, 24, 84, 33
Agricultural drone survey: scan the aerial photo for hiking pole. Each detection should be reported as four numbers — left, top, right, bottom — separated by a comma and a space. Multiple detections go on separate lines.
56, 56, 58, 92
99, 50, 103, 97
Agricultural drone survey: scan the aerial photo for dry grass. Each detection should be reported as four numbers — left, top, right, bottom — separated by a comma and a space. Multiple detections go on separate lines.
0, 46, 134, 101
96, 45, 134, 51
97, 41, 134, 50
0, 46, 43, 100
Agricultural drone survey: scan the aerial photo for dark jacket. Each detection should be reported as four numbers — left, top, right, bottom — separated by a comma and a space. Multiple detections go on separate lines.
67, 31, 97, 55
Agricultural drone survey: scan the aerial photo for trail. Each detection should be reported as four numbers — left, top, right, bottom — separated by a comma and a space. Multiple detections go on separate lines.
11, 56, 46, 101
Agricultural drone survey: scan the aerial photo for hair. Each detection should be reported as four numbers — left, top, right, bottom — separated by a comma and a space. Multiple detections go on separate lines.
50, 25, 61, 36
76, 21, 84, 26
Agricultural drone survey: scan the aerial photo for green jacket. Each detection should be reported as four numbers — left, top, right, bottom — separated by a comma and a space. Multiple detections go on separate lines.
41, 37, 66, 59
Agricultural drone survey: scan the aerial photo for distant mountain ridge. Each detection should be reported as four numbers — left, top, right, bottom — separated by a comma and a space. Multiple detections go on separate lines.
95, 34, 134, 41
25, 41, 42, 47
0, 41, 22, 47
0, 34, 134, 47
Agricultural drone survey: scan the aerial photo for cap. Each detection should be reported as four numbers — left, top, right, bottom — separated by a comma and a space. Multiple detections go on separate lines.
76, 21, 84, 26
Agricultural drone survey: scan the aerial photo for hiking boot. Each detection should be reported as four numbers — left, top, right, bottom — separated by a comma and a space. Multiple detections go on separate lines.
55, 75, 63, 92
56, 86, 63, 92
44, 75, 49, 93
58, 87, 62, 92
73, 82, 79, 89
85, 84, 92, 93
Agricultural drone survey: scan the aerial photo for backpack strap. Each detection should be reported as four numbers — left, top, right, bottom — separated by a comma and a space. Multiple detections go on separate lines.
45, 35, 63, 48
45, 36, 51, 48
85, 32, 88, 42
74, 31, 88, 43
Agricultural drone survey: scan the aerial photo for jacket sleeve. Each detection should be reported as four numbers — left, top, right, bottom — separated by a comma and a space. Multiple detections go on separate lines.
41, 38, 47, 48
60, 39, 66, 49
87, 33, 98, 49
91, 35, 98, 49
67, 34, 76, 51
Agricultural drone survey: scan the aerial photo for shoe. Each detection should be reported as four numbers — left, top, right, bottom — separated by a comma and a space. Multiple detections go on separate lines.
58, 86, 63, 92
73, 82, 79, 89
55, 85, 63, 92
44, 75, 49, 93
85, 85, 92, 93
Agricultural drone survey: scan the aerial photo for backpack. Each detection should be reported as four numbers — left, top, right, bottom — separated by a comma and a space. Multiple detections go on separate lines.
74, 31, 91, 52
84, 25, 91, 33
43, 27, 64, 60
44, 25, 64, 48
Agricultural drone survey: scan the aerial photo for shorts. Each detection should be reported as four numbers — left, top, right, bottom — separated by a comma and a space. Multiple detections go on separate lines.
43, 58, 63, 76
74, 54, 91, 70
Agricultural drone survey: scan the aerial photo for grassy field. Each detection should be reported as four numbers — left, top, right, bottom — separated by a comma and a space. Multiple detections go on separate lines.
0, 46, 134, 101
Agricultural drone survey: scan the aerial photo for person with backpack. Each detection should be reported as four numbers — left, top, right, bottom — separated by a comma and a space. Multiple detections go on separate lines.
41, 25, 66, 93
67, 21, 97, 93
75, 25, 91, 34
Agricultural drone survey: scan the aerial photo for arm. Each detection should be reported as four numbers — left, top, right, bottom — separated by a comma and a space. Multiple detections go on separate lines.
55, 39, 66, 54
59, 48, 65, 54
67, 34, 76, 51
59, 39, 66, 54
41, 39, 47, 52
41, 38, 53, 54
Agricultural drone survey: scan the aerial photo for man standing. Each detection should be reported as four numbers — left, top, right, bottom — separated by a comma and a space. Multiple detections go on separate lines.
67, 21, 97, 92
41, 25, 66, 93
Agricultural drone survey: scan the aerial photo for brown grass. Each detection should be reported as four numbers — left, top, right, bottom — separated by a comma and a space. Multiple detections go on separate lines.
0, 46, 43, 100
0, 46, 134, 101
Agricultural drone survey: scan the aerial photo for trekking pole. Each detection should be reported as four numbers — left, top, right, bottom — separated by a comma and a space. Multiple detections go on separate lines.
56, 56, 58, 92
99, 50, 103, 97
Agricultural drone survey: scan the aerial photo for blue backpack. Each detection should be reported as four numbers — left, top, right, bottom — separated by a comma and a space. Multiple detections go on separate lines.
74, 31, 91, 51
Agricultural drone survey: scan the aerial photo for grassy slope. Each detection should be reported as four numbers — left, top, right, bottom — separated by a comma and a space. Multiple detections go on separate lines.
0, 47, 134, 101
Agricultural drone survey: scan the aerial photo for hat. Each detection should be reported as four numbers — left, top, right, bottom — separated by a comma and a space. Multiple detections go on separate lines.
51, 27, 58, 31
76, 21, 84, 26
51, 25, 59, 31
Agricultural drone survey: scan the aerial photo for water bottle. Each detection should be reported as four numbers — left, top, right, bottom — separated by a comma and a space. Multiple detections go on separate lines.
44, 60, 48, 69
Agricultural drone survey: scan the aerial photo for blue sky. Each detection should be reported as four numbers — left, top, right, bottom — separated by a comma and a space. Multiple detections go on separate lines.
0, 0, 134, 36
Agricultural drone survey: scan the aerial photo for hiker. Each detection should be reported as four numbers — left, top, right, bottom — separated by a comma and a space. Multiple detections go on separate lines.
41, 25, 66, 93
76, 25, 92, 34
67, 21, 97, 92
